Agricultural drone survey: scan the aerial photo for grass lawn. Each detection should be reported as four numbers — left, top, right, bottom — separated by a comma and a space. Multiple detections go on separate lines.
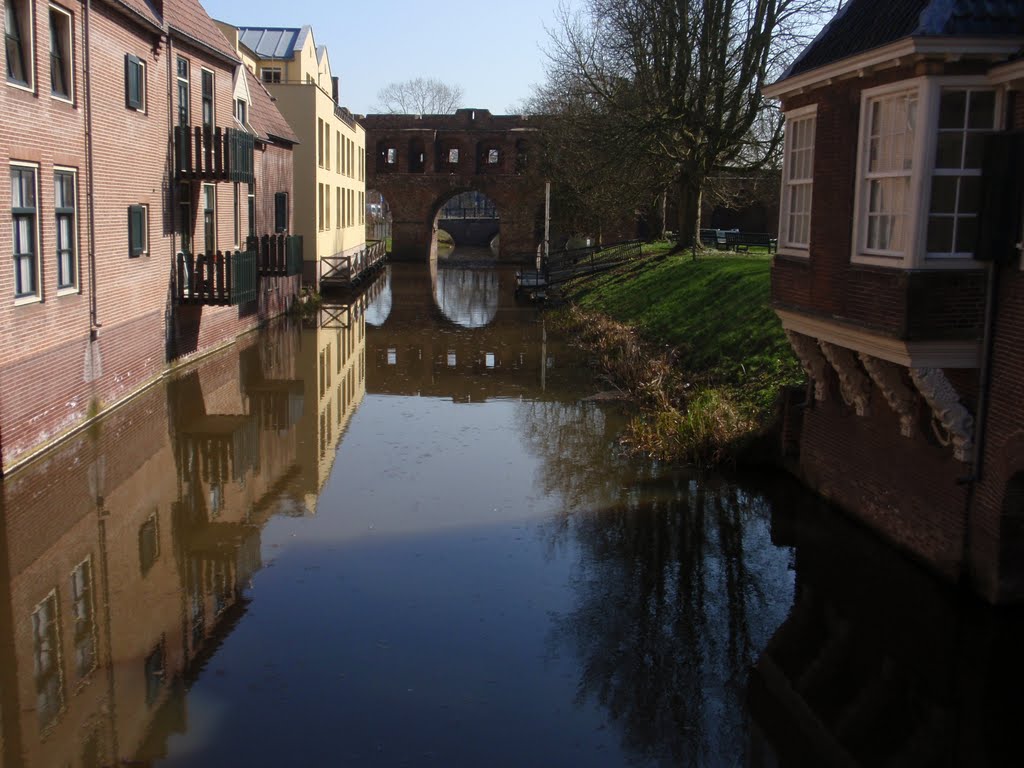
566, 242, 803, 414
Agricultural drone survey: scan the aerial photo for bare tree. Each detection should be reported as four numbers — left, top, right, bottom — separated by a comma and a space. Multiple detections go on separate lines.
374, 78, 464, 114
541, 0, 830, 246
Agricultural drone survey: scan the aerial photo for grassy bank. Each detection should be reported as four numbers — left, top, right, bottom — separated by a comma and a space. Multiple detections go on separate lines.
558, 242, 804, 464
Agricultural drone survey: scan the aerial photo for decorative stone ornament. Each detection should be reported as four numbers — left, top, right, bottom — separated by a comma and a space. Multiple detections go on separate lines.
909, 368, 975, 463
785, 331, 830, 401
819, 341, 872, 417
859, 354, 918, 438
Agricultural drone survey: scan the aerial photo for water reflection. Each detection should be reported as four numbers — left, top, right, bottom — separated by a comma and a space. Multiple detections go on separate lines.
1, 262, 1023, 767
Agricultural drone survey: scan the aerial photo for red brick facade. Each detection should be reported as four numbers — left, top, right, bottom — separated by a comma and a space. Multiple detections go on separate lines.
767, 13, 1024, 602
0, 0, 297, 474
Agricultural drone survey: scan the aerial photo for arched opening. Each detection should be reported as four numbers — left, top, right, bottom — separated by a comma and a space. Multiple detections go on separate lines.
433, 190, 500, 257
434, 266, 499, 329
375, 139, 398, 174
1000, 472, 1024, 594
365, 190, 391, 245
408, 137, 426, 174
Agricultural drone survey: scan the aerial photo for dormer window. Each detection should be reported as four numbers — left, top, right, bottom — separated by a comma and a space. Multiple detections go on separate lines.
234, 98, 247, 125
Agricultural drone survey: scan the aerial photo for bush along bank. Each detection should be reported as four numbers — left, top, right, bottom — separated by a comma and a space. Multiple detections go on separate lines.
554, 244, 805, 466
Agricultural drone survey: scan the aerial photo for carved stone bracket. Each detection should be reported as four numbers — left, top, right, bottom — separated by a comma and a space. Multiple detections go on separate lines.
859, 354, 918, 438
785, 331, 830, 401
909, 368, 975, 463
819, 342, 872, 417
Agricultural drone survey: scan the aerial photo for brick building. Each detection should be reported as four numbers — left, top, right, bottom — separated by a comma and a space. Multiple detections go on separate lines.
764, 0, 1024, 602
0, 0, 298, 475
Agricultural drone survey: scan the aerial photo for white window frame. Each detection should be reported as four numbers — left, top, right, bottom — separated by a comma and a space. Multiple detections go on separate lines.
5, 0, 36, 93
199, 66, 215, 128
54, 165, 78, 295
260, 66, 281, 84
11, 160, 41, 305
48, 3, 73, 103
852, 76, 1002, 270
778, 104, 817, 256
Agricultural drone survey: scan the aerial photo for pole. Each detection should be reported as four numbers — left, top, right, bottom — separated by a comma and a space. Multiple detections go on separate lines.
543, 181, 550, 271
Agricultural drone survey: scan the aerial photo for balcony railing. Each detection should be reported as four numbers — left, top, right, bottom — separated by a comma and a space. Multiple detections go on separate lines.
246, 234, 303, 277
175, 249, 258, 306
174, 126, 255, 184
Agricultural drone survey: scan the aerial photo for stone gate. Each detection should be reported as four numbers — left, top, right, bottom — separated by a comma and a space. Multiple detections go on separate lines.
361, 109, 543, 261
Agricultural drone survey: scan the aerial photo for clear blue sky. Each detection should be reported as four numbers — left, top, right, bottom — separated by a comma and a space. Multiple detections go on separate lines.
203, 0, 567, 115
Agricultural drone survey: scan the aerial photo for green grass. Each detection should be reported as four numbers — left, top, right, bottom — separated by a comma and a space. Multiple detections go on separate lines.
567, 242, 803, 415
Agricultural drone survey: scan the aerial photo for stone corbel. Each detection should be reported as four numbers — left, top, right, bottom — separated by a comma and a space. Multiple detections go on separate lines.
859, 354, 918, 438
818, 342, 872, 417
909, 368, 975, 463
785, 331, 830, 401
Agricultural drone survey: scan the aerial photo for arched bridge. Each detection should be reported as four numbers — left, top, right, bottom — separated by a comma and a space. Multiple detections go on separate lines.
361, 109, 543, 261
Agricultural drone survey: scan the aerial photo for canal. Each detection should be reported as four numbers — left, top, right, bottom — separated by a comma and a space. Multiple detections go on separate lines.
1, 258, 1022, 767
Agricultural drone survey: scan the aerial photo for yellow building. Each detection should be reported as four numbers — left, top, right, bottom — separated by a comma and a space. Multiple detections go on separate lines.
216, 23, 367, 284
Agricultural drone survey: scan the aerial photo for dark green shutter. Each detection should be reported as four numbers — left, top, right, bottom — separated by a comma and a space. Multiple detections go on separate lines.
275, 192, 288, 233
129, 205, 145, 256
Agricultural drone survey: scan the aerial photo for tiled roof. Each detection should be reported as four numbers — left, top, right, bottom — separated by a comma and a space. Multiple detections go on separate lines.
164, 0, 240, 61
786, 0, 1024, 78
104, 0, 162, 29
237, 26, 312, 61
244, 67, 299, 145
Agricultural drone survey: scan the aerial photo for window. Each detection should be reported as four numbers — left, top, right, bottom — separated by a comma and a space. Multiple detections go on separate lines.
71, 559, 96, 679
359, 191, 364, 225
926, 89, 996, 257
12, 164, 38, 298
176, 57, 189, 126
125, 54, 145, 110
144, 641, 164, 707
336, 131, 341, 173
138, 512, 159, 576
260, 67, 281, 84
233, 182, 240, 247
179, 182, 192, 253
325, 124, 331, 169
336, 186, 341, 229
202, 184, 215, 251
32, 591, 64, 730
54, 169, 76, 290
487, 148, 499, 164
780, 106, 816, 251
325, 184, 330, 230
5, 0, 32, 87
318, 118, 324, 167
318, 183, 324, 230
448, 148, 459, 164
234, 97, 247, 125
49, 5, 72, 100
200, 69, 213, 127
854, 78, 999, 268
247, 182, 255, 238
128, 204, 147, 256
274, 191, 288, 232
386, 147, 396, 165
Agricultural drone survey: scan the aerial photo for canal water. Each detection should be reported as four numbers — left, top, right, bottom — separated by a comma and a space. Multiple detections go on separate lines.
1, 257, 1022, 767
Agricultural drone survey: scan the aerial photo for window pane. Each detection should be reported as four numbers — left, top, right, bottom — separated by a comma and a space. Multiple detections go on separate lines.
935, 133, 963, 169
929, 176, 957, 214
963, 134, 985, 169
927, 216, 954, 252
967, 91, 996, 130
938, 90, 966, 130
959, 176, 981, 214
955, 216, 978, 253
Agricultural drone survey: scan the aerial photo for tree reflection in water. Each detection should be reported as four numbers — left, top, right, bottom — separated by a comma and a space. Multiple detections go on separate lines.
434, 267, 500, 328
518, 398, 795, 765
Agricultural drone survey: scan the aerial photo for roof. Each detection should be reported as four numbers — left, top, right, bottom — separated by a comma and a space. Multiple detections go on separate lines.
786, 0, 1024, 78
104, 0, 162, 29
236, 26, 312, 61
164, 0, 240, 62
244, 67, 299, 145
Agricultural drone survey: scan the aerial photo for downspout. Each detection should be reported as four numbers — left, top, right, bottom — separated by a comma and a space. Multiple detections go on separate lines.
84, 0, 99, 336
166, 33, 176, 361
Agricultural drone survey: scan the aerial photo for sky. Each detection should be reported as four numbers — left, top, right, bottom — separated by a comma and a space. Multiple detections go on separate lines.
202, 0, 569, 115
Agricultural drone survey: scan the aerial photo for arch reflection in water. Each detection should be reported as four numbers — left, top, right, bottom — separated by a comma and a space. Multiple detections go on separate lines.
0, 304, 371, 767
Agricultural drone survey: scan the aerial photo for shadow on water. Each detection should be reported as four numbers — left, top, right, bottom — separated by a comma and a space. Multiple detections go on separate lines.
0, 260, 1023, 766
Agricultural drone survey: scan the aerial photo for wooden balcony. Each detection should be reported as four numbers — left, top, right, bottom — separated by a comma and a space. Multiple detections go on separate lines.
174, 125, 255, 184
175, 249, 258, 306
320, 240, 387, 289
246, 234, 303, 277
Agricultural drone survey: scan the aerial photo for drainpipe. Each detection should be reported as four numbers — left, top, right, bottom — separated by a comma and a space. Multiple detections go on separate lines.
166, 33, 176, 361
83, 0, 99, 337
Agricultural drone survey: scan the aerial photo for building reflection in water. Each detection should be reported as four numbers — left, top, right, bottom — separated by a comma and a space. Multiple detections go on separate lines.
0, 272, 380, 768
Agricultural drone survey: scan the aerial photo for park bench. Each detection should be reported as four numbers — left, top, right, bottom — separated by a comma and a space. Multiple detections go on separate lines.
699, 228, 728, 249
724, 231, 777, 253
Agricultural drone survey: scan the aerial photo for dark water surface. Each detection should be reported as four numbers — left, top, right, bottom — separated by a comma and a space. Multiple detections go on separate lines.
2, 258, 1023, 767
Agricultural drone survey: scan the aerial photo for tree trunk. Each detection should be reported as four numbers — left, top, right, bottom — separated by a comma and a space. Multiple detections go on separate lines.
658, 190, 667, 240
676, 172, 703, 250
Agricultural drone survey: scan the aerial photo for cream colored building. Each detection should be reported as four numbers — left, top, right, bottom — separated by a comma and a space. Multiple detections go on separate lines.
216, 23, 367, 284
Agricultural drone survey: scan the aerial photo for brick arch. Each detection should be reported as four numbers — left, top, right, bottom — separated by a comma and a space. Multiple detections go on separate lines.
362, 109, 544, 261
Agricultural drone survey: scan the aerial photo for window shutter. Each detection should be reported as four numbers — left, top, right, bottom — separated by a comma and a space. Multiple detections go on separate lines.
275, 192, 288, 233
125, 55, 142, 109
129, 205, 144, 256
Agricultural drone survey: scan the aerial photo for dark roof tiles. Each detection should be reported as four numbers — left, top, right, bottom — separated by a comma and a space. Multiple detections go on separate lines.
244, 67, 299, 145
